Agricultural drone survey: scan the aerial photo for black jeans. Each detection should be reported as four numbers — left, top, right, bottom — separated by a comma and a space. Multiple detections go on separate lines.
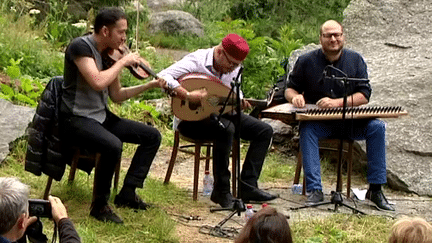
178, 113, 273, 193
60, 111, 161, 204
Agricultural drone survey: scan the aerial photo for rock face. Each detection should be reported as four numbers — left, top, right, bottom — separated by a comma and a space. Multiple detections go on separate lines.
0, 99, 35, 162
148, 10, 204, 37
270, 0, 432, 196
342, 0, 432, 195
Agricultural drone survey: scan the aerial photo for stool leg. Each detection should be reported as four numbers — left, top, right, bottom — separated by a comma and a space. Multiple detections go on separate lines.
193, 143, 201, 201
347, 141, 353, 198
294, 151, 302, 184
204, 145, 211, 172
44, 177, 53, 200
294, 150, 306, 195
68, 149, 80, 183
165, 131, 180, 184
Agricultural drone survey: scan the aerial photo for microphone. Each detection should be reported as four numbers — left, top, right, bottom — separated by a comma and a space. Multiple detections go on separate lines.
210, 113, 225, 130
320, 65, 329, 84
233, 66, 244, 83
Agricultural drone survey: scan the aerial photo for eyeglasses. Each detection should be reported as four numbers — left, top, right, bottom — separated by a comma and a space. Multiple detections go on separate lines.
222, 50, 242, 67
322, 32, 343, 39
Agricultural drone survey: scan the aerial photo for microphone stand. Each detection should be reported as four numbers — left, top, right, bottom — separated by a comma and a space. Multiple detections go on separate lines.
208, 66, 246, 234
291, 66, 368, 215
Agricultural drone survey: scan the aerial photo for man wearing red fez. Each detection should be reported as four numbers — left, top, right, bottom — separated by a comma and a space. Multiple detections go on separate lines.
158, 33, 277, 208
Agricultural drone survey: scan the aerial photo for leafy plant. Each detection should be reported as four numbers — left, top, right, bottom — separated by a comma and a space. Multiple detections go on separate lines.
0, 13, 64, 79
180, 0, 232, 22
0, 58, 45, 107
40, 0, 88, 49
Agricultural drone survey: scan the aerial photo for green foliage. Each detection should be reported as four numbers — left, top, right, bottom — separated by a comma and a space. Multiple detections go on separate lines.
41, 0, 87, 49
0, 59, 46, 106
179, 0, 232, 22
0, 13, 64, 79
229, 0, 350, 43
109, 99, 172, 129
242, 25, 303, 98
0, 0, 34, 19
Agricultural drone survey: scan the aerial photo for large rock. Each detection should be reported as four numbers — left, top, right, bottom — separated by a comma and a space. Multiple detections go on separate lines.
0, 99, 35, 162
275, 0, 432, 194
148, 10, 204, 37
147, 0, 184, 12
342, 0, 432, 195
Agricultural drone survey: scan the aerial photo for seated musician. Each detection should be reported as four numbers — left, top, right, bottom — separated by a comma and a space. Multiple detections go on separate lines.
158, 33, 277, 208
284, 20, 394, 211
60, 7, 167, 223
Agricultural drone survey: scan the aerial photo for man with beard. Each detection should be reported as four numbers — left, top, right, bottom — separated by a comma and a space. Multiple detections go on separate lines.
159, 33, 277, 208
284, 20, 394, 211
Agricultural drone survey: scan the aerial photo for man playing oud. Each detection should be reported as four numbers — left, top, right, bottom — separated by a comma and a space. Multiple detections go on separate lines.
159, 33, 277, 208
285, 20, 394, 211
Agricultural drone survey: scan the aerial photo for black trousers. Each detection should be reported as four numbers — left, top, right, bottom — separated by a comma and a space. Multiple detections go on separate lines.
178, 113, 273, 193
60, 110, 161, 204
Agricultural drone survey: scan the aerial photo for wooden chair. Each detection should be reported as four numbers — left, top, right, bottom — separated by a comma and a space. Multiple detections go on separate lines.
164, 130, 237, 201
43, 146, 121, 200
293, 139, 354, 198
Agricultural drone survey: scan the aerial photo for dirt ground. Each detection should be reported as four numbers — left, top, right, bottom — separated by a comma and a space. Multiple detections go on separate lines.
129, 146, 432, 243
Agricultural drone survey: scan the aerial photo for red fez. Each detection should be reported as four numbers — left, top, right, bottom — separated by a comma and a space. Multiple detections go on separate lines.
222, 33, 249, 61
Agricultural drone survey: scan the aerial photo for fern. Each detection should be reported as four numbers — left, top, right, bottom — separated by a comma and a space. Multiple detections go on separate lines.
1, 83, 14, 96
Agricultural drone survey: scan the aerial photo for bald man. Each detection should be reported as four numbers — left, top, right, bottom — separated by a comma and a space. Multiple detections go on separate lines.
285, 20, 394, 211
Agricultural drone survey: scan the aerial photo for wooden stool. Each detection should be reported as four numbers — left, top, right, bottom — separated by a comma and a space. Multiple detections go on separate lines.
164, 130, 214, 201
164, 130, 238, 200
43, 147, 121, 200
293, 139, 354, 198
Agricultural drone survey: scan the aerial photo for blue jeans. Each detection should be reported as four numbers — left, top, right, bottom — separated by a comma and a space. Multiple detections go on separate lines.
299, 119, 387, 191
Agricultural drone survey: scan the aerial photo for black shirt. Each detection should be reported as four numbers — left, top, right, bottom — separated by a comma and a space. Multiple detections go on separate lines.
287, 48, 372, 104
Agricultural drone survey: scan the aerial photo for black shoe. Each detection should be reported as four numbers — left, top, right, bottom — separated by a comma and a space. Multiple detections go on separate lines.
306, 189, 324, 205
239, 187, 278, 203
90, 204, 123, 224
114, 194, 150, 210
366, 189, 395, 211
210, 191, 234, 208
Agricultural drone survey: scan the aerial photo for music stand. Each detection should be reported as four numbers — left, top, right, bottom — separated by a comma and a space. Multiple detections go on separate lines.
291, 65, 368, 215
206, 66, 246, 234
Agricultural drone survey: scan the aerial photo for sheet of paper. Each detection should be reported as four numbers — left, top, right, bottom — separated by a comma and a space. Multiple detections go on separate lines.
352, 188, 367, 200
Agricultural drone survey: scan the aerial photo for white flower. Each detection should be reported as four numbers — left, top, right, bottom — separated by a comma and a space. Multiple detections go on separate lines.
29, 9, 41, 15
72, 22, 87, 28
146, 46, 156, 53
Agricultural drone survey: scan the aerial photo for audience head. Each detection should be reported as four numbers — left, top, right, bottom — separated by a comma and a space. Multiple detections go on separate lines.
389, 216, 432, 243
0, 177, 33, 241
235, 206, 293, 243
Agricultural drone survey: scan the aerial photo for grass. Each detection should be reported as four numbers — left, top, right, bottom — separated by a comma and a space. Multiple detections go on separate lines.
5, 105, 407, 243
2, 136, 397, 242
292, 213, 394, 243
2, 139, 201, 243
